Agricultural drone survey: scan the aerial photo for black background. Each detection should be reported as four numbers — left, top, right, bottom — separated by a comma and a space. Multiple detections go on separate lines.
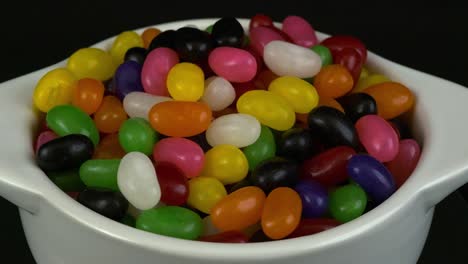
1, 1, 468, 263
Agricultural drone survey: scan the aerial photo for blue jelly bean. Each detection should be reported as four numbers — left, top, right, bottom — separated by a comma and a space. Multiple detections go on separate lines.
114, 61, 144, 100
294, 180, 328, 218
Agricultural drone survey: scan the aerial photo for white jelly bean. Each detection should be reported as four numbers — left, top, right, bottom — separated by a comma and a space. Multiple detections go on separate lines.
206, 113, 261, 147
201, 76, 236, 111
118, 152, 161, 210
123, 92, 172, 120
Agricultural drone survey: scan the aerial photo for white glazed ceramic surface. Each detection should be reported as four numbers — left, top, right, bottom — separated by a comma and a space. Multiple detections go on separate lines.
1, 18, 468, 264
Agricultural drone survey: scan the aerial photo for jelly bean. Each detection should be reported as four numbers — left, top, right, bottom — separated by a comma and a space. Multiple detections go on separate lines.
206, 113, 261, 148
148, 101, 212, 137
71, 78, 105, 115
208, 47, 257, 82
278, 128, 317, 161
360, 67, 370, 79
308, 106, 358, 148
352, 74, 390, 93
347, 154, 396, 204
123, 92, 172, 120
202, 145, 248, 184
187, 177, 227, 213
202, 216, 220, 236
141, 47, 180, 96
118, 117, 158, 155
264, 41, 322, 78
201, 76, 236, 111
94, 96, 128, 134
77, 188, 128, 220
205, 25, 213, 34
127, 204, 143, 219
328, 184, 367, 223
244, 45, 263, 71
321, 35, 367, 64
261, 187, 302, 239
153, 137, 204, 178
363, 82, 415, 120
337, 93, 377, 123
310, 45, 332, 67
243, 125, 276, 171
288, 218, 341, 238
79, 159, 120, 191
281, 16, 318, 47
142, 28, 161, 49
174, 27, 214, 62
385, 139, 421, 188
167, 62, 205, 101
355, 115, 399, 162
249, 26, 285, 56
148, 30, 177, 51
389, 121, 402, 139
249, 229, 273, 242
294, 180, 328, 218
318, 97, 345, 113
47, 169, 86, 192
118, 152, 161, 210
93, 133, 126, 159
199, 231, 249, 243
67, 48, 116, 81
268, 76, 319, 114
250, 157, 298, 193
121, 214, 136, 227
211, 17, 244, 47
249, 14, 274, 32
33, 68, 77, 112
211, 186, 265, 231
300, 146, 356, 187
313, 64, 354, 98
124, 47, 147, 64
46, 105, 100, 145
137, 206, 202, 239
155, 162, 188, 206
232, 81, 257, 106
237, 90, 295, 131
35, 130, 58, 154
254, 69, 278, 90
389, 117, 412, 139
110, 31, 144, 64
114, 61, 144, 100
228, 178, 252, 193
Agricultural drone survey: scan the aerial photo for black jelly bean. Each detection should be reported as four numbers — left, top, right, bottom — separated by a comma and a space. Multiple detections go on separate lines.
337, 93, 377, 123
77, 188, 128, 221
175, 27, 214, 63
249, 157, 299, 193
148, 30, 177, 51
211, 17, 245, 47
124, 47, 147, 64
278, 128, 318, 161
228, 178, 252, 193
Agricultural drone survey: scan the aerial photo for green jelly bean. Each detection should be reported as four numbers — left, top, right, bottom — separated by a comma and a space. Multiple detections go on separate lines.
119, 118, 158, 155
310, 45, 332, 67
243, 125, 276, 171
79, 159, 120, 191
46, 105, 100, 145
205, 25, 213, 33
136, 206, 202, 240
121, 214, 136, 227
47, 170, 85, 192
329, 184, 367, 223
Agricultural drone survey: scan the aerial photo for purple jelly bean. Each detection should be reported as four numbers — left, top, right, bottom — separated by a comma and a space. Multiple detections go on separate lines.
347, 154, 396, 204
294, 180, 328, 218
114, 61, 144, 100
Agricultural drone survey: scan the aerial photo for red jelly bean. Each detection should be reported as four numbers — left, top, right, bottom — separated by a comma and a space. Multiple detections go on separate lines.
231, 81, 257, 106
385, 139, 421, 188
249, 26, 285, 55
288, 218, 341, 238
321, 35, 367, 63
199, 231, 249, 243
249, 14, 274, 32
155, 162, 189, 205
333, 47, 364, 82
35, 130, 58, 154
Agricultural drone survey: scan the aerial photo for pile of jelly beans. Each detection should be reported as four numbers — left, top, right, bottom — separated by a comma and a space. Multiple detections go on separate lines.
33, 14, 421, 243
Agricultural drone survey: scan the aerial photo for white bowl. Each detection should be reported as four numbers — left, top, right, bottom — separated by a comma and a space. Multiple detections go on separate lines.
1, 18, 468, 264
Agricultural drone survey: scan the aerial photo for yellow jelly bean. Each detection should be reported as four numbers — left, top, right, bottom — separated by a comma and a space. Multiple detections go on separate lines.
33, 68, 77, 112
359, 67, 370, 79
67, 48, 116, 81
237, 90, 295, 131
110, 31, 144, 65
167, 63, 205, 101
202, 145, 249, 185
268, 76, 319, 114
352, 74, 391, 93
187, 177, 227, 214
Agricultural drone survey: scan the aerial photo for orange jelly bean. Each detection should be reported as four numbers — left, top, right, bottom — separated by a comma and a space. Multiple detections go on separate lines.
211, 186, 266, 232
318, 96, 345, 113
363, 82, 415, 120
71, 78, 105, 115
93, 133, 126, 159
93, 96, 128, 133
313, 64, 354, 98
148, 101, 212, 137
261, 187, 302, 240
254, 69, 279, 90
141, 28, 161, 49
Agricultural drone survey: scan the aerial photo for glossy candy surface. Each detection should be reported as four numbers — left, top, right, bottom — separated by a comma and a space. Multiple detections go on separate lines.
310, 45, 332, 67
71, 78, 105, 115
110, 31, 144, 64
277, 128, 317, 161
67, 48, 116, 81
187, 177, 227, 214
79, 159, 120, 191
352, 74, 390, 93
328, 184, 367, 223
281, 15, 318, 47
385, 139, 421, 188
202, 144, 248, 184
94, 96, 128, 134
35, 130, 58, 154
77, 188, 128, 221
313, 64, 354, 98
123, 92, 172, 120
337, 93, 377, 123
242, 125, 276, 171
93, 133, 126, 159
33, 68, 77, 112
268, 76, 319, 114
47, 170, 85, 192
206, 113, 261, 148
124, 47, 147, 64
167, 62, 205, 101
208, 47, 257, 82
249, 14, 274, 32
294, 180, 328, 218
118, 117, 158, 155
155, 162, 189, 206
211, 17, 244, 47
141, 48, 179, 96
249, 26, 285, 55
250, 157, 299, 193
114, 61, 144, 100
142, 28, 161, 49
201, 76, 236, 111
175, 27, 214, 62
363, 82, 415, 120
288, 218, 341, 238
148, 30, 177, 51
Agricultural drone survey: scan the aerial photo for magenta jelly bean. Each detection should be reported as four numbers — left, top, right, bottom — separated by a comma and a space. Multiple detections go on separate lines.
281, 16, 318, 47
355, 115, 399, 162
141, 47, 179, 96
385, 139, 421, 188
35, 130, 58, 154
249, 26, 285, 55
153, 137, 204, 178
208, 47, 257, 82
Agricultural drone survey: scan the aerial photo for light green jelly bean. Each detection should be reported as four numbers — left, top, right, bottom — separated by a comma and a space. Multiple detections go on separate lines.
242, 125, 276, 171
119, 117, 158, 155
79, 159, 120, 191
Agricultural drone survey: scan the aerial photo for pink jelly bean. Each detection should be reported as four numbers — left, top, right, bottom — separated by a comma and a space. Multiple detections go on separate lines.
35, 130, 58, 154
355, 115, 399, 162
249, 26, 285, 55
141, 47, 179, 96
385, 139, 421, 188
208, 47, 257, 83
153, 137, 204, 178
282, 16, 318, 47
